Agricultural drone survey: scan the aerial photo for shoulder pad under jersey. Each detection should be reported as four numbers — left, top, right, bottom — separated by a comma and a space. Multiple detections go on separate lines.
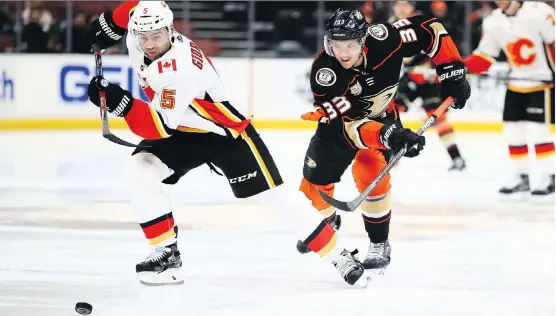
364, 23, 402, 69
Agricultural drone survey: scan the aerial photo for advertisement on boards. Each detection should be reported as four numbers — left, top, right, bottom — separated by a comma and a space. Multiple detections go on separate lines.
0, 54, 513, 130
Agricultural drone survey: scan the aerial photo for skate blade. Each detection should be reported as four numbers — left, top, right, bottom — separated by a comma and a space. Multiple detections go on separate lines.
529, 193, 555, 205
138, 268, 184, 286
354, 270, 373, 288
498, 191, 530, 203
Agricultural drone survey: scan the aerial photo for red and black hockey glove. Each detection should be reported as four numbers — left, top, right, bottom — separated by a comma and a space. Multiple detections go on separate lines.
87, 76, 134, 117
436, 60, 471, 109
379, 121, 425, 158
84, 11, 126, 51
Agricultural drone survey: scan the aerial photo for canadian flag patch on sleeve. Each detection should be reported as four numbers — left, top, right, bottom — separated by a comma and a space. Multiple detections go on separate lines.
157, 59, 177, 73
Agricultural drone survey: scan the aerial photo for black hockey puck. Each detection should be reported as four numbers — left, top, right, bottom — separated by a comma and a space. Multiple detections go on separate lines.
75, 302, 92, 315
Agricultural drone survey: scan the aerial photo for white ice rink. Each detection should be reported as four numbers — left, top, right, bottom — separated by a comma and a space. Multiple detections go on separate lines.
0, 130, 554, 316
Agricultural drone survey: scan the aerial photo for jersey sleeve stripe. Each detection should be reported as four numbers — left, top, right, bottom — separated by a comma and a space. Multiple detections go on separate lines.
192, 99, 251, 135
472, 51, 496, 64
124, 99, 172, 139
148, 106, 172, 138
191, 99, 216, 122
419, 17, 439, 54
112, 1, 139, 29
213, 102, 244, 137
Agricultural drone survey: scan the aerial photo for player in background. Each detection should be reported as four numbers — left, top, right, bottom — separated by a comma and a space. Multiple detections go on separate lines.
393, 0, 466, 171
297, 8, 471, 269
85, 1, 369, 287
464, 0, 555, 197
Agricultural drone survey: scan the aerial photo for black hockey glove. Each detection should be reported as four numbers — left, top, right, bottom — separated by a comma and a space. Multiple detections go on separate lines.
88, 76, 133, 117
436, 60, 471, 109
379, 121, 425, 158
84, 11, 127, 51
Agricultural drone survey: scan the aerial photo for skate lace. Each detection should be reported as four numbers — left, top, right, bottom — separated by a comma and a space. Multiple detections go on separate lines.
366, 242, 385, 260
144, 247, 171, 263
335, 252, 358, 276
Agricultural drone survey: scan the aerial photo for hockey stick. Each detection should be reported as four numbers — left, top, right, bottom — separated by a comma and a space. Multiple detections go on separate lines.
406, 66, 554, 84
93, 44, 149, 148
469, 73, 554, 84
317, 97, 455, 212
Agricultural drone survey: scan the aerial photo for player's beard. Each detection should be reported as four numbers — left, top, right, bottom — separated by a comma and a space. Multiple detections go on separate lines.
145, 49, 162, 60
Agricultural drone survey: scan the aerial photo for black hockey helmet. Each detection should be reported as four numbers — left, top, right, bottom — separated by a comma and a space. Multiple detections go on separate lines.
324, 9, 368, 56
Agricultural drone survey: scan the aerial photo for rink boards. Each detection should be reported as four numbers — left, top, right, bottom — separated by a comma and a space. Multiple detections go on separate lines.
0, 55, 523, 132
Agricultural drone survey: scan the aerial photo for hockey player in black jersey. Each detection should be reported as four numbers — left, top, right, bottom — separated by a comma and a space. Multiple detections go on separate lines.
297, 9, 471, 270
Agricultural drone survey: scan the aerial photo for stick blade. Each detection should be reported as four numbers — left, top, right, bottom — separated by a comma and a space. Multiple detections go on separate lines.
317, 189, 357, 212
102, 132, 147, 148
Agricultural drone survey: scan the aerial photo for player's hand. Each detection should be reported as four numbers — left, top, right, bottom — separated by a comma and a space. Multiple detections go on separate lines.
436, 60, 471, 109
301, 108, 329, 123
84, 11, 126, 51
87, 76, 133, 117
379, 121, 425, 157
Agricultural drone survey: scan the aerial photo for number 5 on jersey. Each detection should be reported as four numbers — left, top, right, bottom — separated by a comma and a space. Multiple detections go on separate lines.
321, 96, 352, 120
161, 89, 176, 109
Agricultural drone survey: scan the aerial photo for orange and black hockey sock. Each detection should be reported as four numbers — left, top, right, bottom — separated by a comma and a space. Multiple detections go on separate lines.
139, 212, 176, 246
301, 220, 337, 257
362, 210, 391, 243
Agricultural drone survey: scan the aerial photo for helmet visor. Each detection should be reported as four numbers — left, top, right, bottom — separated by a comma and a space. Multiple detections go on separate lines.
132, 28, 171, 58
325, 37, 364, 57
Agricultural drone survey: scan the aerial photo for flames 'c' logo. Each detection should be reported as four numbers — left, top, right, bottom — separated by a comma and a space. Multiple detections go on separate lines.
506, 38, 536, 68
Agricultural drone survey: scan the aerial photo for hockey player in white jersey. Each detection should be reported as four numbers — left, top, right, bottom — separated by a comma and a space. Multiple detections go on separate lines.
84, 1, 368, 287
464, 0, 555, 197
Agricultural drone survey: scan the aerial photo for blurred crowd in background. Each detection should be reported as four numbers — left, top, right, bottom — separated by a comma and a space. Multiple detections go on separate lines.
0, 0, 554, 58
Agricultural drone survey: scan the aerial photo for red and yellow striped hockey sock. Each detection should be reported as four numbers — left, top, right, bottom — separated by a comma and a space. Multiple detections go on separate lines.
139, 212, 176, 246
534, 142, 555, 174
302, 220, 337, 257
508, 144, 529, 174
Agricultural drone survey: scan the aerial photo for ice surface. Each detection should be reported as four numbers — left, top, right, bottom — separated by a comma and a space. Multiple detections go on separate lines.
0, 130, 553, 316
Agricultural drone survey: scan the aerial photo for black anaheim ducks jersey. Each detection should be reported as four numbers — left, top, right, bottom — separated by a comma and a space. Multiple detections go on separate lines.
310, 15, 461, 124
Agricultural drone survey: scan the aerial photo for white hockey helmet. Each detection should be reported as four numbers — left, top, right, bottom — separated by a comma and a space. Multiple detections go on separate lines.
129, 1, 175, 56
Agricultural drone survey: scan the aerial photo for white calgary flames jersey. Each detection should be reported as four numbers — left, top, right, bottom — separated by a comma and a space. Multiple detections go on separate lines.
126, 32, 240, 137
475, 1, 555, 92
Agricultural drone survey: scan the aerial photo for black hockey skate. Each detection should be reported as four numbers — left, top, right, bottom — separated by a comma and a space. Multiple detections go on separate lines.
499, 174, 530, 195
363, 240, 391, 269
296, 214, 342, 254
531, 174, 555, 196
448, 157, 466, 171
136, 228, 183, 286
333, 249, 368, 286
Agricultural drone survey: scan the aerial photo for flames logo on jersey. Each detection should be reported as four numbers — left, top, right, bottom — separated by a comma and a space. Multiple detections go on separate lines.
506, 38, 536, 68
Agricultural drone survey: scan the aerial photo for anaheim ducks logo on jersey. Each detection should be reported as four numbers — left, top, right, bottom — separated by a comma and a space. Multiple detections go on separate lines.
359, 84, 398, 118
